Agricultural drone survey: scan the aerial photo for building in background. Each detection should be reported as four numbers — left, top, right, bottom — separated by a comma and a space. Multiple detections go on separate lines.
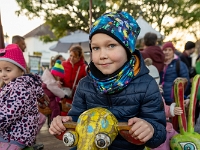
23, 24, 68, 71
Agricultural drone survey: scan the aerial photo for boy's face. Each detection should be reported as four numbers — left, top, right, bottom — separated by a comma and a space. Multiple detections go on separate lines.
0, 61, 24, 84
91, 33, 127, 75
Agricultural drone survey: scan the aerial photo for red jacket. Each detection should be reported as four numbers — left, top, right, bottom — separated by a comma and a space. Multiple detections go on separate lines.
62, 57, 87, 90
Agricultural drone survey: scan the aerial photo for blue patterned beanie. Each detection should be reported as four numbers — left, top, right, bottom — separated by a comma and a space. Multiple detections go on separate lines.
89, 11, 140, 55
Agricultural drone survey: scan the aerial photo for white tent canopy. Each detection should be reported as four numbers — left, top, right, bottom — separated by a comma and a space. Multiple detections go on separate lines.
136, 16, 164, 40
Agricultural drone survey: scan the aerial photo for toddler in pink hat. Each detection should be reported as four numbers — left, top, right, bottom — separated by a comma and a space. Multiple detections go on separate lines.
0, 44, 44, 150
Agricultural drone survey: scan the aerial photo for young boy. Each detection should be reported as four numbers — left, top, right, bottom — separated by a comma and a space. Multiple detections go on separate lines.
49, 11, 166, 150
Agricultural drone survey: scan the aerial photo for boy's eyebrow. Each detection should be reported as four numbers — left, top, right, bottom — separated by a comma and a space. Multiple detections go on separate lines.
91, 40, 117, 45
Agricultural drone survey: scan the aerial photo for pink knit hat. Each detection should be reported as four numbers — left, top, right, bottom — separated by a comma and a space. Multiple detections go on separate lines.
0, 44, 26, 72
162, 42, 175, 51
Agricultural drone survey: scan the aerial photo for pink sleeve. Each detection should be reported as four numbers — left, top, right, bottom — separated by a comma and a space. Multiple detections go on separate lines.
162, 97, 173, 118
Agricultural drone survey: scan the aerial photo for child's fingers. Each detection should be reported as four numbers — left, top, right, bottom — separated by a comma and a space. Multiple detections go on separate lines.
62, 116, 72, 122
174, 108, 183, 115
49, 116, 67, 135
128, 117, 141, 134
128, 117, 140, 126
139, 131, 154, 143
128, 119, 154, 143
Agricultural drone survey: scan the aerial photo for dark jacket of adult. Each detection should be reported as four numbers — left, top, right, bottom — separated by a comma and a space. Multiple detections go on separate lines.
160, 57, 190, 105
180, 51, 196, 78
68, 50, 166, 150
140, 46, 165, 73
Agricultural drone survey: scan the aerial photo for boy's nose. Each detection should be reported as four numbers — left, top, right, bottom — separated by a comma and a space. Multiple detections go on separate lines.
99, 49, 108, 60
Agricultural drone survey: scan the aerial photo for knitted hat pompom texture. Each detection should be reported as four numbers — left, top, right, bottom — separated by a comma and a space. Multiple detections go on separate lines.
51, 60, 65, 78
0, 44, 26, 72
162, 42, 175, 51
89, 11, 141, 55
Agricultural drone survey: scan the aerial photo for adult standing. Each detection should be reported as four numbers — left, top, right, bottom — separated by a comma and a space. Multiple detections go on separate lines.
160, 42, 189, 105
62, 45, 87, 104
140, 32, 165, 73
180, 41, 196, 96
180, 41, 196, 74
12, 35, 26, 52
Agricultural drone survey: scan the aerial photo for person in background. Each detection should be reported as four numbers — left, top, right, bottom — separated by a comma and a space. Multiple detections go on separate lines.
50, 54, 65, 69
42, 60, 70, 120
160, 42, 189, 105
49, 11, 166, 150
174, 49, 182, 57
12, 35, 26, 52
180, 41, 196, 75
180, 41, 196, 95
62, 45, 87, 105
140, 32, 165, 73
145, 58, 183, 150
0, 44, 43, 150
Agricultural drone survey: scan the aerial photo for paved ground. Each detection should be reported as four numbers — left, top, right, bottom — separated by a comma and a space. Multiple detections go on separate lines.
36, 119, 71, 150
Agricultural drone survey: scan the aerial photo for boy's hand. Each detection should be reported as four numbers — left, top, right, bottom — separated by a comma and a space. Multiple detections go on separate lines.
174, 107, 183, 115
49, 115, 72, 135
128, 117, 154, 143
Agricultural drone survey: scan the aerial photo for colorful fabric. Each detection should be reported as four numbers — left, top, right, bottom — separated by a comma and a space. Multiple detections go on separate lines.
0, 44, 26, 72
0, 74, 43, 146
89, 11, 140, 55
88, 55, 135, 94
51, 60, 64, 78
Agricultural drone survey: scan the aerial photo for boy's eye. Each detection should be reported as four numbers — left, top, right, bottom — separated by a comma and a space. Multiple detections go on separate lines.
92, 47, 99, 51
6, 69, 11, 72
108, 44, 115, 48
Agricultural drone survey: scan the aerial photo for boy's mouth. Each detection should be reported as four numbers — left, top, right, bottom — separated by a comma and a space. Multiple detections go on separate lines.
101, 64, 109, 67
100, 62, 112, 66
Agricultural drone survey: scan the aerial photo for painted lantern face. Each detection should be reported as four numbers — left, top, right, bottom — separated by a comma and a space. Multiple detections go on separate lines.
170, 75, 200, 150
63, 107, 118, 150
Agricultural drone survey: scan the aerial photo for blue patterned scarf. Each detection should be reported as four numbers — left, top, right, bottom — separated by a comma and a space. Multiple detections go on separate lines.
88, 56, 135, 94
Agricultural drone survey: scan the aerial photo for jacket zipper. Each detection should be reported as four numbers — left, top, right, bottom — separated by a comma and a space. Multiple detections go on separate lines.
107, 95, 112, 108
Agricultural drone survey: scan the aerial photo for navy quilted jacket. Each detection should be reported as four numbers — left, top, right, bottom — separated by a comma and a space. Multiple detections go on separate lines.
68, 51, 166, 150
160, 58, 189, 105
